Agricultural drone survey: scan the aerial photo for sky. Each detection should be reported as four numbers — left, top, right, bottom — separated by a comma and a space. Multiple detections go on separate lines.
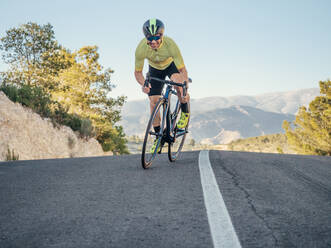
0, 0, 330, 101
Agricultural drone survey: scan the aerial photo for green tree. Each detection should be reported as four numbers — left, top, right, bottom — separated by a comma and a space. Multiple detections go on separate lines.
0, 22, 69, 89
0, 22, 128, 154
283, 80, 331, 155
51, 46, 128, 153
0, 22, 58, 66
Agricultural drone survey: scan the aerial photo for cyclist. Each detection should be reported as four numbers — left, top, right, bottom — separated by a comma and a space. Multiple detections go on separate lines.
134, 18, 190, 153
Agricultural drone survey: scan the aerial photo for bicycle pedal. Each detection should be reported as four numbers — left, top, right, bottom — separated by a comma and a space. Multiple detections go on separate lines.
158, 144, 164, 154
176, 129, 186, 133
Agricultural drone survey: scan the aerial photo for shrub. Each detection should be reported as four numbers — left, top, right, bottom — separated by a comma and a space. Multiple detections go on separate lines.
277, 147, 284, 154
5, 148, 19, 161
68, 136, 75, 149
0, 84, 94, 139
0, 84, 19, 102
79, 119, 94, 139
0, 84, 52, 117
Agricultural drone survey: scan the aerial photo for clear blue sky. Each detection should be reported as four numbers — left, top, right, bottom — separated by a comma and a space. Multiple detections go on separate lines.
1, 0, 330, 101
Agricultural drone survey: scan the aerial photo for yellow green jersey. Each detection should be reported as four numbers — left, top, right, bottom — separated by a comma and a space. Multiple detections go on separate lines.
135, 36, 185, 71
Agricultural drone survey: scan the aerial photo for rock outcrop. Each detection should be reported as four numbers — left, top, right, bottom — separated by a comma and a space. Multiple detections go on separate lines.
0, 92, 105, 161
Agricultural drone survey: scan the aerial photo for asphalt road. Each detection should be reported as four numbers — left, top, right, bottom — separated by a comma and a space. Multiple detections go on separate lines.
0, 151, 330, 248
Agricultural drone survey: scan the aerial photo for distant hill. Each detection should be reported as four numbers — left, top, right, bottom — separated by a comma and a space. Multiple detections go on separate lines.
189, 87, 319, 115
190, 105, 295, 144
123, 88, 319, 116
120, 88, 319, 144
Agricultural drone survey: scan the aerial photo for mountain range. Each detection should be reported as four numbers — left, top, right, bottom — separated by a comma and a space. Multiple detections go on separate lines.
120, 88, 320, 144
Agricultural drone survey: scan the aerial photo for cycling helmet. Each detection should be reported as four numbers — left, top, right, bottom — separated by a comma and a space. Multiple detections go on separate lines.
143, 19, 164, 38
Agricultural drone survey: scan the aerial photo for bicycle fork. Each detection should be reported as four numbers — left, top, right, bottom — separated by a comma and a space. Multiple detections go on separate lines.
155, 100, 170, 154
160, 99, 181, 150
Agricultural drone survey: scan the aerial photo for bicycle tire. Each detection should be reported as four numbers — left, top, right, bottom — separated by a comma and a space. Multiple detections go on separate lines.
168, 102, 190, 162
141, 98, 166, 169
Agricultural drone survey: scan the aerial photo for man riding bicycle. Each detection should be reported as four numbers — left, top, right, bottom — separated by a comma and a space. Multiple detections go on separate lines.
134, 18, 190, 153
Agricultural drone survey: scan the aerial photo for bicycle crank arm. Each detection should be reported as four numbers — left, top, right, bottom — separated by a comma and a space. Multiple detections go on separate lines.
175, 131, 187, 138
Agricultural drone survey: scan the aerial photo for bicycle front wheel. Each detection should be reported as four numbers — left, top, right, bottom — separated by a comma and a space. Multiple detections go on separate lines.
168, 102, 190, 162
141, 98, 166, 169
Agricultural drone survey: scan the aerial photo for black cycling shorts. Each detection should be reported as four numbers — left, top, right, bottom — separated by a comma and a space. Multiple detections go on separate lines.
148, 62, 179, 96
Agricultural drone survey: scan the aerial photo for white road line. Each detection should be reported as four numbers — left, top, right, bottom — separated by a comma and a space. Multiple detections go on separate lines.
199, 150, 242, 248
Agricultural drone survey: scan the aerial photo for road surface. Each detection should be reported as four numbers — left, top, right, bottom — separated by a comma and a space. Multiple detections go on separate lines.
0, 150, 330, 247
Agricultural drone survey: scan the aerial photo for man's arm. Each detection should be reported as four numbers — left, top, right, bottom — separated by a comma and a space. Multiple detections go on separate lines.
134, 70, 145, 86
168, 37, 187, 83
179, 67, 188, 82
134, 40, 145, 86
179, 66, 189, 89
135, 70, 150, 94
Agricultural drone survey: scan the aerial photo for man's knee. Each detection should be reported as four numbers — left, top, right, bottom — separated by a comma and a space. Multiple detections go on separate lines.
149, 95, 161, 107
174, 85, 182, 94
170, 73, 183, 83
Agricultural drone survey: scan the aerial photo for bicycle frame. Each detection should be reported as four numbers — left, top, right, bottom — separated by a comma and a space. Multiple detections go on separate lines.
156, 81, 187, 149
162, 85, 178, 144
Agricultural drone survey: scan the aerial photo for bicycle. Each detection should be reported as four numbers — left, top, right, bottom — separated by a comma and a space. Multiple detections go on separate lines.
141, 73, 192, 169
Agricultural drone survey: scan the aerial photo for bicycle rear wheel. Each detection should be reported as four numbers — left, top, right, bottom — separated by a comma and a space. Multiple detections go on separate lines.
141, 98, 166, 169
168, 102, 190, 162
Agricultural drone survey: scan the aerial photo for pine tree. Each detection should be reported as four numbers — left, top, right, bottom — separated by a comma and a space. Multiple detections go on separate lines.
283, 80, 331, 155
52, 46, 128, 154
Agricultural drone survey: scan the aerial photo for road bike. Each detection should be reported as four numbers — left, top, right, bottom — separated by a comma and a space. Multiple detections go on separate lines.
141, 73, 192, 169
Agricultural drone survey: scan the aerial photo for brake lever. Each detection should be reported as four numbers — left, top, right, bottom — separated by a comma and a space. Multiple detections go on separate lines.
144, 72, 150, 87
183, 76, 193, 96
183, 81, 187, 97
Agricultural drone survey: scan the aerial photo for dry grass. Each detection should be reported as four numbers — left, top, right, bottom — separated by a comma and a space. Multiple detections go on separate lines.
227, 133, 295, 154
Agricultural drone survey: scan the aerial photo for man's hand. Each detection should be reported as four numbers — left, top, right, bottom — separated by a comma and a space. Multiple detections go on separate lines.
142, 83, 151, 94
185, 80, 189, 90
135, 70, 150, 94
181, 80, 190, 102
182, 92, 190, 103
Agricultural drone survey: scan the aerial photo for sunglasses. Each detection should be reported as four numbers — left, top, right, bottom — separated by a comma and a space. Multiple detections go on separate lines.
147, 35, 161, 41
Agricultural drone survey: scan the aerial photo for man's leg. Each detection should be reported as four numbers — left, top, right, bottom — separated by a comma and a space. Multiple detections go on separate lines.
148, 70, 164, 153
147, 95, 162, 153
170, 72, 190, 129
149, 95, 162, 133
148, 65, 166, 134
170, 72, 190, 103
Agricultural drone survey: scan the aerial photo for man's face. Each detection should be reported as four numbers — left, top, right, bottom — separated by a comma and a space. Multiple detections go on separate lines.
147, 34, 162, 50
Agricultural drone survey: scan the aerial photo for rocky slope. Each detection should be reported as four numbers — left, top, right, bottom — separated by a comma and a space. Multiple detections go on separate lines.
0, 92, 105, 161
